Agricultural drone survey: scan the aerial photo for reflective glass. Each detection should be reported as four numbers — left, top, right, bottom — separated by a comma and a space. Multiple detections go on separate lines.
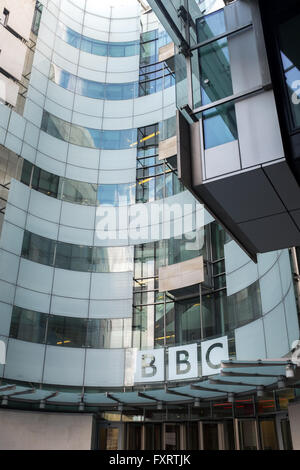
42, 111, 136, 149
47, 315, 87, 347
58, 24, 139, 57
19, 160, 135, 208
21, 160, 33, 186
10, 306, 46, 343
279, 14, 300, 129
196, 9, 226, 43
202, 102, 238, 149
97, 184, 118, 206
175, 298, 201, 345
61, 179, 97, 206
55, 243, 93, 272
86, 319, 123, 348
21, 231, 132, 273
32, 167, 59, 198
199, 37, 233, 106
21, 231, 55, 265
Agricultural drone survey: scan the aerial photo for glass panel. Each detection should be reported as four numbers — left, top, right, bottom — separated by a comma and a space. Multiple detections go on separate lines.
76, 77, 105, 100
223, 420, 236, 450
46, 315, 65, 346
165, 424, 180, 451
175, 298, 201, 345
186, 422, 199, 450
202, 102, 238, 149
21, 231, 55, 265
21, 160, 32, 186
47, 316, 87, 347
199, 37, 233, 106
98, 427, 119, 450
281, 419, 293, 450
38, 169, 59, 198
63, 317, 87, 348
259, 420, 279, 450
42, 111, 136, 150
202, 423, 219, 450
62, 179, 97, 205
126, 424, 142, 450
234, 397, 255, 417
196, 9, 226, 43
145, 424, 162, 450
97, 184, 118, 206
118, 183, 136, 206
58, 23, 139, 58
276, 388, 295, 411
257, 391, 276, 414
238, 420, 258, 450
279, 13, 300, 129
10, 307, 46, 343
41, 111, 70, 141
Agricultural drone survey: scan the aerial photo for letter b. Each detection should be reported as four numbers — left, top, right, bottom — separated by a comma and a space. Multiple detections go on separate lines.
176, 350, 191, 375
142, 354, 157, 378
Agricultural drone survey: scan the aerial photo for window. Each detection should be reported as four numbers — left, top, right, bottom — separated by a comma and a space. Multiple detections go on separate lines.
202, 102, 238, 149
279, 13, 300, 129
42, 111, 136, 150
57, 23, 139, 58
21, 231, 55, 266
10, 307, 46, 344
136, 123, 183, 203
9, 307, 131, 349
21, 231, 133, 273
47, 316, 87, 348
61, 179, 97, 206
32, 167, 59, 198
139, 29, 175, 97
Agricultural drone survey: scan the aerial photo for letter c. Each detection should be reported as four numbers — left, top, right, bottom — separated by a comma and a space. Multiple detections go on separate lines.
205, 342, 223, 370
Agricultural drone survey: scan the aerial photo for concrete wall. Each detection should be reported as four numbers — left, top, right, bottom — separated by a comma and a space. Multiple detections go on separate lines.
288, 402, 300, 450
0, 409, 94, 450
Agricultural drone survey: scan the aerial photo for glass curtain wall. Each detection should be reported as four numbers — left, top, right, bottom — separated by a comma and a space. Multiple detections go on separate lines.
139, 29, 175, 96
136, 123, 184, 203
133, 222, 263, 348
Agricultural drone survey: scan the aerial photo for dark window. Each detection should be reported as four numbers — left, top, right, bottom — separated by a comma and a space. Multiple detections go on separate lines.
279, 13, 300, 129
10, 306, 46, 344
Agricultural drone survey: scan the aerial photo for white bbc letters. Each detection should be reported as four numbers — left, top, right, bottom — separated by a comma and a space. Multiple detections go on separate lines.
134, 336, 229, 383
201, 336, 229, 376
168, 344, 198, 380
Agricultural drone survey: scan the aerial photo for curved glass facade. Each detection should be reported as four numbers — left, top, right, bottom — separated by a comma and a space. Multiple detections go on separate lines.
21, 231, 133, 273
10, 306, 132, 349
57, 22, 140, 57
41, 110, 137, 149
0, 1, 298, 441
50, 64, 139, 100
21, 160, 136, 206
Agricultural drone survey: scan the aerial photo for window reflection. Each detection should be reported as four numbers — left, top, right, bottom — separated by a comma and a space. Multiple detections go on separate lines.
50, 64, 139, 100
279, 14, 300, 129
202, 102, 238, 149
21, 230, 133, 273
10, 307, 132, 349
139, 29, 175, 96
41, 110, 137, 150
57, 22, 140, 58
20, 160, 136, 207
